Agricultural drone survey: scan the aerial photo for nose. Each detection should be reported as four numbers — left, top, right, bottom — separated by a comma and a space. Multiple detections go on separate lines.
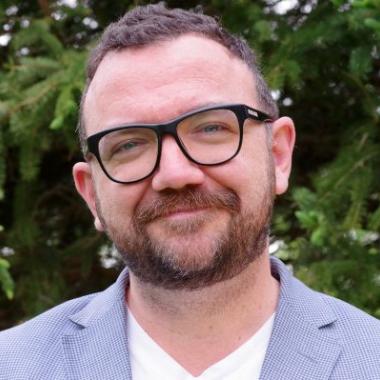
151, 136, 205, 191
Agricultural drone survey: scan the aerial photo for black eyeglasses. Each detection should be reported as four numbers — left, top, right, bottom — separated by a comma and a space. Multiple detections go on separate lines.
86, 103, 272, 184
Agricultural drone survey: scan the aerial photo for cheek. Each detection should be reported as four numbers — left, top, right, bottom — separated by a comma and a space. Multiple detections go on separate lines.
205, 143, 270, 207
203, 159, 260, 202
94, 178, 148, 223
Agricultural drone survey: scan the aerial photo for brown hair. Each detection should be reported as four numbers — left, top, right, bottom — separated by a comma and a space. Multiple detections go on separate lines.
78, 2, 278, 151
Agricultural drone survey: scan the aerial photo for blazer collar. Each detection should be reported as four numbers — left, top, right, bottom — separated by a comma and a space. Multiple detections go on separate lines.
62, 268, 133, 380
260, 257, 342, 379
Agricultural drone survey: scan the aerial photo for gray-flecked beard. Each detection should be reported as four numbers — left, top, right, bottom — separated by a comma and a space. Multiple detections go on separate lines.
96, 185, 273, 290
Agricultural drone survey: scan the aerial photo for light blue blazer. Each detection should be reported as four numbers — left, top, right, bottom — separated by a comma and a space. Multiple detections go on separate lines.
0, 257, 379, 379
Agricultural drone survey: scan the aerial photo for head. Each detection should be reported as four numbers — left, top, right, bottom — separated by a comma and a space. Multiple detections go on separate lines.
73, 3, 295, 290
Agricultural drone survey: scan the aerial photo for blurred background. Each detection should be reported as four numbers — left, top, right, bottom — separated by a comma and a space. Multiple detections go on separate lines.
0, 0, 379, 329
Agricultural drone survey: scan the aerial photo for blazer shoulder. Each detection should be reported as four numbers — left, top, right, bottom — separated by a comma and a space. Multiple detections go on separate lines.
320, 292, 380, 338
273, 258, 380, 379
1, 291, 99, 337
0, 292, 98, 378
317, 292, 380, 378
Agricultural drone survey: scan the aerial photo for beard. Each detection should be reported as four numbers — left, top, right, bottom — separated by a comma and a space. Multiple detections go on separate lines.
96, 172, 274, 290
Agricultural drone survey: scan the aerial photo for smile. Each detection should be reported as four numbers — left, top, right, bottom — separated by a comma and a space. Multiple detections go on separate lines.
159, 207, 210, 220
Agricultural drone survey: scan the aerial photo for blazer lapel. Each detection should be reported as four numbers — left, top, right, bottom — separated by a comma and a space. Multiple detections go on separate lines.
260, 258, 343, 380
62, 269, 133, 380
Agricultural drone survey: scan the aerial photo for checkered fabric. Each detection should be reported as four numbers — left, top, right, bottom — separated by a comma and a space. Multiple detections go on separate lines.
0, 257, 379, 379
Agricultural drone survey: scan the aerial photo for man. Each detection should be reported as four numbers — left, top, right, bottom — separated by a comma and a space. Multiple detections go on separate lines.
0, 3, 379, 379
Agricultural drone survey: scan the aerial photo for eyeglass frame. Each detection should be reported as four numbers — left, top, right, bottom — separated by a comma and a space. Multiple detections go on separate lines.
85, 103, 273, 184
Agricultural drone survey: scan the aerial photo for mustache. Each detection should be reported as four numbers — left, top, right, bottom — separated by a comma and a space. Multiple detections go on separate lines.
134, 188, 241, 225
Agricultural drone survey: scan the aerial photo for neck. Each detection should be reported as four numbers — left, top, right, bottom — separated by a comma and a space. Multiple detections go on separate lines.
126, 252, 279, 375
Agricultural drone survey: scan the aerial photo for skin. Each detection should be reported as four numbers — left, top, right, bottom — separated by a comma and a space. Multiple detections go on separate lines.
73, 34, 295, 375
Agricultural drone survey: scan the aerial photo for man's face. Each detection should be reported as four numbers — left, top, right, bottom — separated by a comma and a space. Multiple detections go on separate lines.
73, 35, 294, 289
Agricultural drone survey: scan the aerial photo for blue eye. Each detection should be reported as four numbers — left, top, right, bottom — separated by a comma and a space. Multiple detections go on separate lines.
119, 141, 140, 151
111, 139, 148, 158
202, 124, 224, 133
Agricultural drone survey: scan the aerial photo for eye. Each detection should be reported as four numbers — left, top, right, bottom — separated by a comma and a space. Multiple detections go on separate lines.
110, 138, 149, 159
201, 124, 226, 133
117, 140, 141, 151
193, 122, 233, 135
103, 138, 153, 163
99, 127, 158, 164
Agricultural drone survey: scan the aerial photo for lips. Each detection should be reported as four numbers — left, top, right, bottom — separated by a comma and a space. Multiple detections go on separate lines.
159, 207, 209, 219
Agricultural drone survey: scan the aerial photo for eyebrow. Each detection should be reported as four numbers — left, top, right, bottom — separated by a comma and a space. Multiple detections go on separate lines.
106, 101, 225, 129
177, 101, 222, 115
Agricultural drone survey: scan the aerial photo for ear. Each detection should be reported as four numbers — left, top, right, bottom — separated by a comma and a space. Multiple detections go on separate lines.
271, 116, 296, 195
72, 162, 105, 231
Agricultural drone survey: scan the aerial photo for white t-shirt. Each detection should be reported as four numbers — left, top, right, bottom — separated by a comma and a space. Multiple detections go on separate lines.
127, 309, 275, 380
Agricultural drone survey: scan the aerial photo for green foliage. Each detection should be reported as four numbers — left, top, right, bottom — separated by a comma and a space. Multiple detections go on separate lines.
268, 0, 380, 317
0, 19, 86, 184
0, 129, 5, 201
11, 20, 64, 58
0, 258, 14, 300
0, 0, 379, 328
349, 47, 373, 78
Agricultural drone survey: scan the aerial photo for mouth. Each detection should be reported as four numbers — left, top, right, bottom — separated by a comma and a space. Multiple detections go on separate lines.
158, 207, 210, 220
146, 207, 216, 236
135, 189, 240, 227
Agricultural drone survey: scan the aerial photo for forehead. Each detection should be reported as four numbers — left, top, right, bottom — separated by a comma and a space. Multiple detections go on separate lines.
83, 34, 257, 135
